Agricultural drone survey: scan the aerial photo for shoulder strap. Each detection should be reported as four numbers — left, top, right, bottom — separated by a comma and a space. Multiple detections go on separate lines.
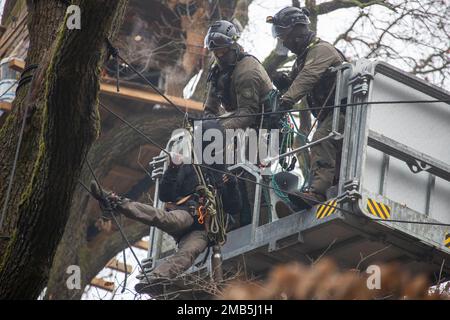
238, 52, 262, 64
295, 37, 321, 62
207, 62, 220, 83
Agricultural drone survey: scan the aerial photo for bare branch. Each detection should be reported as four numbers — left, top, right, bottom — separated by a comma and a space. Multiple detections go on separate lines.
317, 0, 393, 15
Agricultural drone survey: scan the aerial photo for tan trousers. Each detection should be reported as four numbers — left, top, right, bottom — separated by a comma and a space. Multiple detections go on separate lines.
118, 202, 208, 279
309, 112, 345, 197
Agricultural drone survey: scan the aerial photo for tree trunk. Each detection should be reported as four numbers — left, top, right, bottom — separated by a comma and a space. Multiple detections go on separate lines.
0, 0, 67, 254
0, 0, 129, 300
305, 0, 318, 34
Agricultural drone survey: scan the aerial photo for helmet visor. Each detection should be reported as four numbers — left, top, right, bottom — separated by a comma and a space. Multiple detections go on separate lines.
271, 24, 292, 39
204, 32, 234, 50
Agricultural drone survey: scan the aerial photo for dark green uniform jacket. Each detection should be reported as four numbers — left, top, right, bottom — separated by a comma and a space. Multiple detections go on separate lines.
204, 55, 273, 129
283, 38, 344, 119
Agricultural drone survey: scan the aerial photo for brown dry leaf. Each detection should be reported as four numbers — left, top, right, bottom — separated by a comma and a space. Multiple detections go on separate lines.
220, 259, 448, 300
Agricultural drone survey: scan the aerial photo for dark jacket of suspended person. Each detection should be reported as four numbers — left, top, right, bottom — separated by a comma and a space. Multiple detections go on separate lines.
90, 121, 241, 294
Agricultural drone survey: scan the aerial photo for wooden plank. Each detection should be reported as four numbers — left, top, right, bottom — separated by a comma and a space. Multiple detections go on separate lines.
0, 12, 28, 59
90, 277, 115, 292
0, 25, 6, 38
133, 240, 149, 251
100, 82, 204, 112
0, 102, 12, 111
0, 60, 204, 113
8, 58, 24, 72
106, 258, 133, 274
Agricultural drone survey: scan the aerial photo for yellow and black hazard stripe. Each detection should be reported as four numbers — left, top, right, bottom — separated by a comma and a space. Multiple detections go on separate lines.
445, 233, 450, 249
316, 199, 338, 220
367, 198, 391, 220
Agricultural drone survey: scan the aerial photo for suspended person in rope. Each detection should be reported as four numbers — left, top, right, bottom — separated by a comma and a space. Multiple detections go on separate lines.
90, 120, 241, 293
266, 6, 346, 210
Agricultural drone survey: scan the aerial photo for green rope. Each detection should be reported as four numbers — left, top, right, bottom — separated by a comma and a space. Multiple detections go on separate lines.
271, 175, 291, 203
187, 122, 227, 246
271, 117, 294, 203
272, 113, 313, 202
287, 113, 311, 191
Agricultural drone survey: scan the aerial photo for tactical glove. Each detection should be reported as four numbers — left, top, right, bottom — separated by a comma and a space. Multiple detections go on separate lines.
279, 98, 295, 111
269, 98, 294, 128
271, 72, 292, 92
90, 180, 128, 215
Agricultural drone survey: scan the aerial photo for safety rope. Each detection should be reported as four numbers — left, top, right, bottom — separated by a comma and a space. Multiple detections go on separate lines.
97, 98, 450, 230
98, 101, 170, 156
15, 64, 38, 92
106, 39, 187, 122
262, 181, 274, 218
0, 80, 18, 99
289, 113, 311, 190
0, 72, 36, 232
188, 123, 227, 245
190, 98, 450, 121
270, 112, 309, 203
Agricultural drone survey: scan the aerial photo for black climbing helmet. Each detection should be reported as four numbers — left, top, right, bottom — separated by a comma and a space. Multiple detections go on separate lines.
204, 20, 240, 50
266, 6, 310, 39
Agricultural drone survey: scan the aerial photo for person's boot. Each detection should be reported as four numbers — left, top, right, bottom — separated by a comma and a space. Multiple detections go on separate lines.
287, 190, 326, 210
275, 200, 295, 218
135, 273, 170, 298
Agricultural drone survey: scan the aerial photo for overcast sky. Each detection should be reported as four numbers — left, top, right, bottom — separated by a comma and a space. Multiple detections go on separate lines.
240, 0, 359, 61
240, 0, 448, 89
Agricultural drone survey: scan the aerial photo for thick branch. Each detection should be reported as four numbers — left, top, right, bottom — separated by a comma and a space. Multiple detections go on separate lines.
317, 0, 391, 15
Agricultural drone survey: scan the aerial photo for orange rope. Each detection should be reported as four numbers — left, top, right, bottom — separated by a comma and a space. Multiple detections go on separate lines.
197, 205, 207, 225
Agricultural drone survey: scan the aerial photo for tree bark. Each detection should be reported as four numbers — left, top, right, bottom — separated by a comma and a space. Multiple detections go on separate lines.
0, 0, 129, 300
0, 0, 67, 254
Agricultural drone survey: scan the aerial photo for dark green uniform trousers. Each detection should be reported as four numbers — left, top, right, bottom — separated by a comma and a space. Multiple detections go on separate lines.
309, 112, 345, 197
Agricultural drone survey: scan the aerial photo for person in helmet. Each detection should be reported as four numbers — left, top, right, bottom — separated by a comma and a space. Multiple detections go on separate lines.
204, 20, 276, 226
203, 20, 273, 130
267, 6, 346, 209
90, 120, 241, 295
